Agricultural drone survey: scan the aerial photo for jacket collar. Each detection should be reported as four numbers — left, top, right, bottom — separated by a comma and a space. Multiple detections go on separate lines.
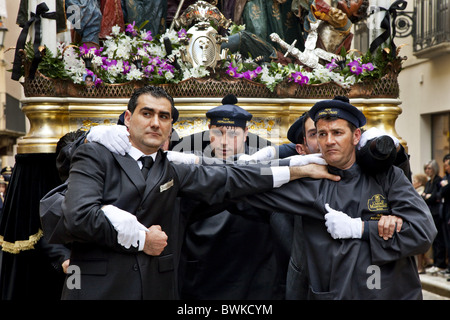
328, 162, 361, 180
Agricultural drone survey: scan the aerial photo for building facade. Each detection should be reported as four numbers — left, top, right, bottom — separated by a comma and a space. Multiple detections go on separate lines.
395, 0, 450, 176
0, 0, 25, 169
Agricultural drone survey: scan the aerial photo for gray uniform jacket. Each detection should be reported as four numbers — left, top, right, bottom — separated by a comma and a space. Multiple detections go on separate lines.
61, 142, 275, 300
245, 163, 437, 300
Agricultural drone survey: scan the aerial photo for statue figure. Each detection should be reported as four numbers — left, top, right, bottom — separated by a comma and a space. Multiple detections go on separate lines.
270, 21, 339, 69
292, 0, 368, 54
270, 0, 368, 68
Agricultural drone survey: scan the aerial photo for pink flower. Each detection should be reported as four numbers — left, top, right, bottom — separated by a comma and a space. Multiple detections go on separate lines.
123, 61, 131, 74
326, 59, 338, 71
79, 43, 90, 56
362, 63, 374, 72
348, 60, 363, 75
94, 77, 103, 87
227, 66, 239, 78
242, 70, 258, 80
126, 22, 138, 36
290, 71, 309, 85
143, 30, 153, 41
178, 29, 187, 38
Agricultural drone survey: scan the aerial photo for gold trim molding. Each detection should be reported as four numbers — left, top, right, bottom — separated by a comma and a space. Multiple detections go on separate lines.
17, 97, 405, 154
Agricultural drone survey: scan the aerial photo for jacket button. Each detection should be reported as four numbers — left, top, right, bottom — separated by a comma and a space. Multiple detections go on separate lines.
133, 264, 139, 271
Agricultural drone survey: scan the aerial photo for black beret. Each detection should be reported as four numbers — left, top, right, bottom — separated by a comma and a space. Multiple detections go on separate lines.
287, 113, 307, 144
206, 95, 252, 128
308, 96, 366, 128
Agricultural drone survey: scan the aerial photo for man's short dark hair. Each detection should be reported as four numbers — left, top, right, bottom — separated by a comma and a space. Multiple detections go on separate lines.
127, 85, 175, 115
443, 153, 450, 163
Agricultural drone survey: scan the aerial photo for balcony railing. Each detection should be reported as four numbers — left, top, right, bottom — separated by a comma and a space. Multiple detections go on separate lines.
414, 0, 450, 56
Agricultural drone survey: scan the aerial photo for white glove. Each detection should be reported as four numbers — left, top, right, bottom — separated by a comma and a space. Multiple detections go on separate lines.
358, 127, 399, 150
238, 146, 276, 163
324, 203, 362, 239
165, 151, 198, 164
102, 205, 148, 249
287, 153, 327, 166
87, 125, 131, 156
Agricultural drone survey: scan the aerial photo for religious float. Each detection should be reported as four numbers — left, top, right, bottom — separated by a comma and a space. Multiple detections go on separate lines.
14, 0, 407, 153
1, 0, 408, 257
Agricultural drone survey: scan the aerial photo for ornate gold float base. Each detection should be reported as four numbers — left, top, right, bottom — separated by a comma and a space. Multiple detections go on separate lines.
17, 97, 406, 154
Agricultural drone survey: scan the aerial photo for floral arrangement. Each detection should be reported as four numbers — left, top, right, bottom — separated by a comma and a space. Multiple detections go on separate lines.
22, 21, 400, 93
222, 48, 380, 91
59, 21, 209, 87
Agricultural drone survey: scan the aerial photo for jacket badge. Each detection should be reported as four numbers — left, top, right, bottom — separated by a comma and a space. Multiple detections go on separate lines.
367, 194, 388, 211
160, 179, 174, 192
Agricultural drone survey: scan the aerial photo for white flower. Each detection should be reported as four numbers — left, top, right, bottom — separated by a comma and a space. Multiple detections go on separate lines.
147, 44, 166, 57
62, 46, 86, 83
111, 25, 121, 36
193, 66, 209, 78
92, 55, 103, 67
107, 60, 124, 78
104, 40, 118, 59
160, 29, 179, 44
126, 67, 144, 81
137, 48, 148, 58
164, 71, 174, 80
115, 45, 130, 60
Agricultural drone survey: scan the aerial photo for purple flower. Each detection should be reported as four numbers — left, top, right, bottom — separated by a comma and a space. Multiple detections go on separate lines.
290, 71, 309, 85
143, 30, 153, 41
107, 59, 118, 67
123, 61, 131, 74
126, 22, 138, 36
362, 63, 374, 72
150, 57, 161, 65
242, 70, 258, 80
326, 59, 338, 71
241, 71, 251, 80
94, 77, 103, 87
300, 74, 309, 85
79, 43, 90, 56
227, 66, 239, 78
178, 29, 188, 38
144, 65, 155, 74
95, 47, 103, 56
103, 59, 118, 71
162, 62, 175, 73
348, 60, 363, 75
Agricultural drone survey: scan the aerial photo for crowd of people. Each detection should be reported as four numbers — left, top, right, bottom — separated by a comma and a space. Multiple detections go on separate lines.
411, 157, 450, 278
8, 86, 431, 300
0, 0, 443, 303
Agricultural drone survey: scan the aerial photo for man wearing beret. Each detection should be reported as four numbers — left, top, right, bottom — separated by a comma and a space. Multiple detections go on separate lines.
178, 95, 292, 299
243, 96, 437, 299
49, 86, 337, 299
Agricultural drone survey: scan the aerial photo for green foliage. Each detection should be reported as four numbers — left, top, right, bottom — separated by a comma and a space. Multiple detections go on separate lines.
24, 42, 70, 80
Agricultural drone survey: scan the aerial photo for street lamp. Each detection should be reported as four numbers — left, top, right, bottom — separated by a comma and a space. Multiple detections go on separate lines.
0, 19, 7, 50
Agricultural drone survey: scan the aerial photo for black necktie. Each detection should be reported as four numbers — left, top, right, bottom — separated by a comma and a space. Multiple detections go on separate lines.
139, 156, 153, 178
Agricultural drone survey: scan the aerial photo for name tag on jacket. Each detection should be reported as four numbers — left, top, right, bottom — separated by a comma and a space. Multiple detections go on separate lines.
160, 179, 174, 192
